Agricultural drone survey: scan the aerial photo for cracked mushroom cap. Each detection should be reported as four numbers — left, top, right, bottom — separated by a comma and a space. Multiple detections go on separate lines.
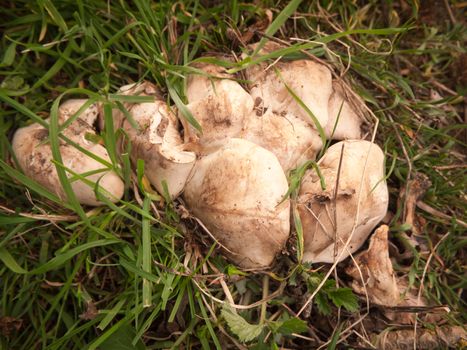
123, 100, 196, 199
241, 108, 323, 173
244, 42, 332, 131
325, 81, 364, 140
183, 138, 290, 268
298, 140, 388, 263
12, 100, 124, 206
183, 63, 254, 149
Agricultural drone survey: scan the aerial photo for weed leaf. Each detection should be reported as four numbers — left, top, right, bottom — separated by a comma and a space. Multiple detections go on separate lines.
327, 288, 359, 312
275, 318, 308, 335
221, 305, 264, 342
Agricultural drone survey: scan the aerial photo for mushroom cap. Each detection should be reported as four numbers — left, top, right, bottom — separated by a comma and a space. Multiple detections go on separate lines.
183, 138, 290, 268
245, 42, 332, 130
183, 64, 254, 148
12, 111, 124, 206
298, 140, 388, 263
58, 98, 100, 127
186, 62, 230, 102
123, 101, 196, 199
241, 108, 323, 173
325, 81, 363, 140
99, 81, 161, 132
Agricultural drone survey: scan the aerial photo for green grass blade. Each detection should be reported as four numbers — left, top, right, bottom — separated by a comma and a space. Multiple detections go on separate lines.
98, 299, 127, 331
166, 79, 202, 132
0, 247, 28, 274
141, 196, 152, 307
252, 0, 303, 56
40, 0, 68, 32
31, 41, 73, 90
49, 94, 89, 223
30, 239, 120, 274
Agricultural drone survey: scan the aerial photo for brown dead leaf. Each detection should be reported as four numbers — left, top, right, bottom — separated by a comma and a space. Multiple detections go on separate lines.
0, 316, 23, 336
346, 225, 446, 324
227, 10, 273, 47
346, 225, 400, 306
399, 124, 415, 139
370, 325, 466, 350
79, 301, 98, 320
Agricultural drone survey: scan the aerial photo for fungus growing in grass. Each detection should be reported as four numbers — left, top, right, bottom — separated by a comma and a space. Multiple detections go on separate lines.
122, 99, 196, 199
325, 80, 364, 140
241, 108, 323, 173
12, 99, 124, 206
12, 44, 389, 270
183, 63, 254, 148
99, 81, 161, 132
298, 140, 389, 263
183, 138, 290, 268
244, 42, 333, 130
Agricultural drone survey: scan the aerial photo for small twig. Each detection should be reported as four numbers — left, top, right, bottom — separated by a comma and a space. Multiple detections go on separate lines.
0, 205, 78, 222
417, 201, 467, 228
432, 164, 467, 170
192, 278, 285, 310
443, 0, 457, 24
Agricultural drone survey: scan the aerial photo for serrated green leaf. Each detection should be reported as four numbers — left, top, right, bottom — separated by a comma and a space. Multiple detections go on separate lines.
221, 305, 264, 342
327, 288, 359, 312
276, 318, 308, 335
315, 292, 332, 316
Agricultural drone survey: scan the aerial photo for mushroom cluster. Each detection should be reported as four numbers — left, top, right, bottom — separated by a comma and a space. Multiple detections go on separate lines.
12, 42, 388, 268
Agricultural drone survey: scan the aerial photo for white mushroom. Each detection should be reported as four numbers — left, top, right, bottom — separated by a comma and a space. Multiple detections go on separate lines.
99, 80, 161, 132
244, 42, 333, 131
12, 100, 124, 206
325, 81, 363, 140
183, 63, 254, 148
183, 138, 290, 268
241, 108, 323, 173
122, 100, 196, 199
298, 140, 388, 263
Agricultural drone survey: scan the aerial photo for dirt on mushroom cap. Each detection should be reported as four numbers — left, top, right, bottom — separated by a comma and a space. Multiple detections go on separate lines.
298, 140, 389, 263
245, 41, 333, 131
183, 138, 290, 268
12, 100, 124, 206
183, 63, 254, 148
